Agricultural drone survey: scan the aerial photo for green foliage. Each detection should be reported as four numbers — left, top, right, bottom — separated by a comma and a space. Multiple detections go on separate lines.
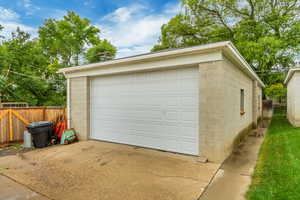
38, 11, 115, 67
0, 11, 116, 106
85, 39, 116, 63
0, 28, 66, 106
247, 109, 300, 199
0, 25, 3, 39
153, 0, 300, 86
265, 83, 287, 99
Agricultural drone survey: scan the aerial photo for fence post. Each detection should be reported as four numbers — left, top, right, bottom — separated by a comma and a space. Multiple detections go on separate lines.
0, 107, 65, 144
43, 107, 46, 121
9, 109, 13, 141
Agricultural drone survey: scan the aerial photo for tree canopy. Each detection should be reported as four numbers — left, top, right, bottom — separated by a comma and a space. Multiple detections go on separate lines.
85, 39, 117, 63
265, 83, 287, 100
153, 0, 300, 86
0, 11, 116, 106
38, 11, 116, 67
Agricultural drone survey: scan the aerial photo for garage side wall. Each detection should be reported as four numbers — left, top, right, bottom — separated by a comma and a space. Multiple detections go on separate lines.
287, 71, 300, 126
252, 81, 263, 127
222, 57, 254, 158
199, 58, 254, 163
258, 86, 263, 120
199, 61, 226, 162
69, 77, 90, 140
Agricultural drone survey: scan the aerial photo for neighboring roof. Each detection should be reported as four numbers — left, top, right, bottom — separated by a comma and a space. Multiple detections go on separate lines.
284, 67, 300, 85
59, 41, 265, 87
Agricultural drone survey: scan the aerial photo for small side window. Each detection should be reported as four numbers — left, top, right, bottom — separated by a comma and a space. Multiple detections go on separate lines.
240, 89, 245, 115
258, 95, 261, 111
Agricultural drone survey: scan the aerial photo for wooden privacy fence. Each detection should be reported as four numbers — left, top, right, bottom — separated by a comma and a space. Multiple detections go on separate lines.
0, 107, 66, 144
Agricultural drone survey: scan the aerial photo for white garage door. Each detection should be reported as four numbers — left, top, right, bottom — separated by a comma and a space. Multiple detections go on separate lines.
90, 67, 199, 155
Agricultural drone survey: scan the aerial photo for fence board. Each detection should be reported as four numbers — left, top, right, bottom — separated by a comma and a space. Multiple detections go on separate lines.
0, 107, 66, 144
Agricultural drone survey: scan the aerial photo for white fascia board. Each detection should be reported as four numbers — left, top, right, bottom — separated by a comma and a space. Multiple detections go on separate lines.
224, 42, 265, 88
63, 51, 223, 78
59, 41, 265, 87
58, 41, 230, 75
284, 68, 300, 85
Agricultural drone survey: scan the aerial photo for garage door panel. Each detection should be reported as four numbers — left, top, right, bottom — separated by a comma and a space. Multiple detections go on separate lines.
98, 122, 177, 136
93, 100, 197, 111
90, 67, 199, 155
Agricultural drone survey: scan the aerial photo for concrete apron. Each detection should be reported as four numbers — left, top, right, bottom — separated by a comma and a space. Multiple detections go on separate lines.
0, 141, 220, 200
199, 128, 267, 200
0, 174, 49, 200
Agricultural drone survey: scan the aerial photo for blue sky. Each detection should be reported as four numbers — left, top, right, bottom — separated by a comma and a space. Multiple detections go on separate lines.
0, 0, 182, 57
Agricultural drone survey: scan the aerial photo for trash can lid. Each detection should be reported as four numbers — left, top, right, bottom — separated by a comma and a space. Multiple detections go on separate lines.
27, 121, 52, 128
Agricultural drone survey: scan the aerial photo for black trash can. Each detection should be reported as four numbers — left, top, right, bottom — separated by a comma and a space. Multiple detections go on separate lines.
27, 121, 54, 148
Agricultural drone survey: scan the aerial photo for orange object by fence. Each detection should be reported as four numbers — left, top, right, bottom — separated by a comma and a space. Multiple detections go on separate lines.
55, 122, 66, 138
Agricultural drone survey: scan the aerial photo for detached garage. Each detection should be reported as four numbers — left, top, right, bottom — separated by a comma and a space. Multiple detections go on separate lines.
59, 41, 264, 163
285, 67, 300, 127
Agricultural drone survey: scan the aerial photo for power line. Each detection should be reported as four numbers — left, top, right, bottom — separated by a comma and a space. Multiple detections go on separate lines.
0, 79, 24, 101
20, 64, 61, 72
9, 70, 66, 83
2, 68, 66, 83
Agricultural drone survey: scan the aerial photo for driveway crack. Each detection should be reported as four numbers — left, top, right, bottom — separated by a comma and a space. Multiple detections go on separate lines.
145, 171, 199, 182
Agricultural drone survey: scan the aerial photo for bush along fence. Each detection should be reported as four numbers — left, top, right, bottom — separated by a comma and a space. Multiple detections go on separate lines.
0, 107, 66, 144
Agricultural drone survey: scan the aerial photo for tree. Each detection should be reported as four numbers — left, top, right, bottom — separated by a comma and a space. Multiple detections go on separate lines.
85, 39, 116, 63
38, 11, 116, 67
0, 28, 66, 106
0, 11, 116, 106
153, 0, 300, 86
0, 25, 3, 39
265, 83, 287, 102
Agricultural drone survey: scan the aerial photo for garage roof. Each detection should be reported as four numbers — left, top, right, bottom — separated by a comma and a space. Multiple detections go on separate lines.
284, 67, 300, 85
59, 41, 265, 87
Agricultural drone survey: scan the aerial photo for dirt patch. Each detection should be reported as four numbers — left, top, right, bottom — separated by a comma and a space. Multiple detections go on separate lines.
0, 141, 220, 200
0, 143, 34, 157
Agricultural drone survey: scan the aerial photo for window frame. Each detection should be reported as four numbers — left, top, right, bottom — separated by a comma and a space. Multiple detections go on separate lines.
240, 89, 245, 115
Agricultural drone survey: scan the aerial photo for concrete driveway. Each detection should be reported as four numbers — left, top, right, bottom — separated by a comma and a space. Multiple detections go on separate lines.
0, 141, 220, 200
0, 175, 48, 200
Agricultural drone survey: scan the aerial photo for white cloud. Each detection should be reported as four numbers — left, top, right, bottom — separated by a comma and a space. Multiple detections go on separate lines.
0, 5, 66, 39
47, 9, 67, 20
100, 15, 169, 47
0, 7, 37, 38
163, 2, 182, 14
102, 4, 146, 23
18, 0, 41, 16
1, 22, 37, 39
0, 7, 20, 21
22, 0, 32, 8
117, 45, 154, 58
1, 21, 36, 35
97, 2, 181, 58
0, 2, 181, 57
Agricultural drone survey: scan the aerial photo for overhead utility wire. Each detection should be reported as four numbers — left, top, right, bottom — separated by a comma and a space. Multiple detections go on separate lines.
9, 70, 66, 83
0, 78, 24, 101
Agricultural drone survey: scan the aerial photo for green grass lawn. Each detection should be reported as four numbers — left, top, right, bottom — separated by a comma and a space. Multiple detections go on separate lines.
247, 108, 300, 200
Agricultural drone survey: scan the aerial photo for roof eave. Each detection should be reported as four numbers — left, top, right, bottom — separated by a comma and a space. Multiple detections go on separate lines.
224, 42, 265, 88
284, 68, 300, 85
58, 41, 265, 88
58, 41, 231, 74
